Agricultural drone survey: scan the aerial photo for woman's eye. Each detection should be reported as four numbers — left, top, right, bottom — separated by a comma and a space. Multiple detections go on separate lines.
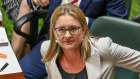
70, 27, 77, 31
59, 28, 65, 31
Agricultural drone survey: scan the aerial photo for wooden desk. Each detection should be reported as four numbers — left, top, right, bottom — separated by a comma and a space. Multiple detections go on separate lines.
0, 72, 25, 79
0, 22, 2, 27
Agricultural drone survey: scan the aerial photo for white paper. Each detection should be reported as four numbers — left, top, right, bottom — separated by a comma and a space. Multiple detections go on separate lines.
0, 27, 22, 75
0, 11, 2, 22
0, 27, 8, 46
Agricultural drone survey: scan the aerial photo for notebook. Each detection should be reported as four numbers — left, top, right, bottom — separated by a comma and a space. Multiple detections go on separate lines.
0, 27, 22, 75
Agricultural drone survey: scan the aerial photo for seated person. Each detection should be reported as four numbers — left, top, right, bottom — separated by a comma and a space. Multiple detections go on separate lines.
12, 0, 128, 58
11, 0, 33, 59
41, 4, 140, 79
19, 0, 128, 78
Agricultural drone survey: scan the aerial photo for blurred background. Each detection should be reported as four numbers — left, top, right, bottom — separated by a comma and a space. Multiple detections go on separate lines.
0, 0, 140, 41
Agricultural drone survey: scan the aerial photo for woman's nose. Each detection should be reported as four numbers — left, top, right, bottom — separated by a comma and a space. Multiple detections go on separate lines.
64, 30, 72, 38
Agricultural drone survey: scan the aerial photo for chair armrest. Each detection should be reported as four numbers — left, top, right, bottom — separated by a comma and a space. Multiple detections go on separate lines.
14, 9, 48, 40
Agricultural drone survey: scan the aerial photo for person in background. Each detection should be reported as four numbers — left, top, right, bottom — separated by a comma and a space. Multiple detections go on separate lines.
11, 0, 33, 59
16, 0, 128, 78
41, 4, 140, 79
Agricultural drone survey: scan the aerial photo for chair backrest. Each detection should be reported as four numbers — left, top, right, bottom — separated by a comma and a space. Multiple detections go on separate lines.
90, 16, 140, 79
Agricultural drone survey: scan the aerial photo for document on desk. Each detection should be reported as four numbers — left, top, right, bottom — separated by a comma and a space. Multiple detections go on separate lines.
0, 27, 22, 75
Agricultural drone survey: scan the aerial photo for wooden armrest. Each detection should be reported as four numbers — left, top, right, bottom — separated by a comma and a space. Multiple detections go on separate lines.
0, 72, 25, 79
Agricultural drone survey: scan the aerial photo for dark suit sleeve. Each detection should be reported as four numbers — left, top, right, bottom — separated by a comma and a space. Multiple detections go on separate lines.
86, 0, 128, 28
106, 0, 128, 19
27, 0, 34, 10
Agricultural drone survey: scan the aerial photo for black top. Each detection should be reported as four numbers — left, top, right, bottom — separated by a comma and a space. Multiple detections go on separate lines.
56, 59, 88, 79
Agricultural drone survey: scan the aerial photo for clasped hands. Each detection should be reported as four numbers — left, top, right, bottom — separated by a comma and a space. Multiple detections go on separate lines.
33, 0, 49, 7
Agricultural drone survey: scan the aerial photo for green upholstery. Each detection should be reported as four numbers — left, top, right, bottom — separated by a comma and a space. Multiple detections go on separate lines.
90, 16, 140, 79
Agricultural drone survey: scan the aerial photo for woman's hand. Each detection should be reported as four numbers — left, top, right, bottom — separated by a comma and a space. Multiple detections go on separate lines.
33, 0, 49, 7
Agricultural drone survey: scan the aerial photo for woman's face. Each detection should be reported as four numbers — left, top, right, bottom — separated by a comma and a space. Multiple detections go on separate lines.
54, 14, 86, 50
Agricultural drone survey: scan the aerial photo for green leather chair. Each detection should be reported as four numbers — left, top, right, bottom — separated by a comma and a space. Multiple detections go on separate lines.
90, 16, 140, 79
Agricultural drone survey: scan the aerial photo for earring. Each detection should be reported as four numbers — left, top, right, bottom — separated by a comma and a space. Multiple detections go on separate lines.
56, 40, 58, 43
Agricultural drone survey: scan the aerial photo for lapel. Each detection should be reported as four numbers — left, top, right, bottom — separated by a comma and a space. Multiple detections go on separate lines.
46, 50, 62, 79
46, 0, 62, 21
85, 38, 101, 79
79, 0, 91, 12
53, 0, 62, 8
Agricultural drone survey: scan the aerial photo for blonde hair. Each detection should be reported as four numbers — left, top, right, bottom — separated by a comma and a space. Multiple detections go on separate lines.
42, 4, 90, 62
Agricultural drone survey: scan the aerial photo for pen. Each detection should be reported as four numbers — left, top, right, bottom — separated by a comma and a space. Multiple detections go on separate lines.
0, 62, 9, 72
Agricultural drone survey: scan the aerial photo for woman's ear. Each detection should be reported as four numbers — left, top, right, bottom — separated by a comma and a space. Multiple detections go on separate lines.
53, 30, 56, 37
53, 30, 55, 34
82, 25, 87, 34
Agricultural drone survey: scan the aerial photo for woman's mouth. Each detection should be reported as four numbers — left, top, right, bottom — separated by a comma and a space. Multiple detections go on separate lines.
64, 40, 73, 44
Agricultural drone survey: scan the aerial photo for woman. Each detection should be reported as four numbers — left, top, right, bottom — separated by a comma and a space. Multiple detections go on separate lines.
41, 4, 140, 79
19, 0, 128, 78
